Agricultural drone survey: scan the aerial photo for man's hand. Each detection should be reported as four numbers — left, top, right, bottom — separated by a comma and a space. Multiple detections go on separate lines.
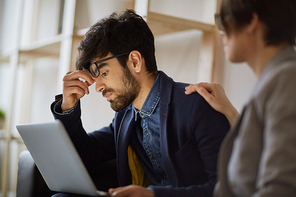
61, 70, 95, 111
109, 185, 155, 197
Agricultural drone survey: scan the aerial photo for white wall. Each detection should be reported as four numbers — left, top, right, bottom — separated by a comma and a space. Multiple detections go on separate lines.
30, 58, 60, 124
150, 0, 216, 24
155, 30, 203, 84
0, 0, 18, 53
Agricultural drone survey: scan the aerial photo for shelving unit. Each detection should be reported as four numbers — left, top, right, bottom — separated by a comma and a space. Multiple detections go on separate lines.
0, 0, 220, 196
18, 35, 63, 63
147, 12, 215, 35
146, 0, 221, 83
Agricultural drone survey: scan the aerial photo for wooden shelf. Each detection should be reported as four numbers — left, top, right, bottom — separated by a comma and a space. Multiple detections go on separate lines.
0, 48, 14, 63
75, 28, 88, 37
19, 35, 65, 63
73, 28, 88, 43
0, 53, 10, 63
73, 12, 216, 39
147, 12, 215, 36
0, 35, 65, 64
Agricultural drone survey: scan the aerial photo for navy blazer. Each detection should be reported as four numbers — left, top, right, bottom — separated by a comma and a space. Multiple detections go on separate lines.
51, 71, 229, 197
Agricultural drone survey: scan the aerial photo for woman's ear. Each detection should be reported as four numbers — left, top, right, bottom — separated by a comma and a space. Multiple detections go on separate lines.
247, 13, 260, 34
129, 50, 142, 73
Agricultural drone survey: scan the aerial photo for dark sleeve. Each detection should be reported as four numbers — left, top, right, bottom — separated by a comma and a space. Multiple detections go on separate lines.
149, 95, 229, 197
192, 95, 229, 195
50, 95, 116, 168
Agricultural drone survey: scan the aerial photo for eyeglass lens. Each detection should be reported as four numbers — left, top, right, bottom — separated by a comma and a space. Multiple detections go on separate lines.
89, 63, 100, 78
88, 52, 130, 78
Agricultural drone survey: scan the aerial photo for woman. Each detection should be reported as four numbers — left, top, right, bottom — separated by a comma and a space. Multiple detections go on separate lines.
186, 0, 296, 196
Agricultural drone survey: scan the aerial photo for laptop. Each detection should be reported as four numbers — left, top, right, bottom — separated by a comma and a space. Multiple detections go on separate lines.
16, 120, 111, 196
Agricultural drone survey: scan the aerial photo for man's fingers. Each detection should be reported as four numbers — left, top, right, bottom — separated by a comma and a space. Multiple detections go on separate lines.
63, 80, 90, 95
109, 187, 128, 197
65, 86, 87, 97
61, 70, 95, 111
63, 70, 95, 86
109, 187, 120, 194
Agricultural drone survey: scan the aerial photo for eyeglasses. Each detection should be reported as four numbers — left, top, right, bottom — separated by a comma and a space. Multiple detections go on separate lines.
215, 13, 225, 31
88, 52, 130, 78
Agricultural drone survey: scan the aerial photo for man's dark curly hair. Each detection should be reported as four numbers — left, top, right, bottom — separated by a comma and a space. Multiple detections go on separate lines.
76, 9, 157, 75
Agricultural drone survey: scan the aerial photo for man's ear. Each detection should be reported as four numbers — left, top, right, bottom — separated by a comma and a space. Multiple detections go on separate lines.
129, 50, 143, 73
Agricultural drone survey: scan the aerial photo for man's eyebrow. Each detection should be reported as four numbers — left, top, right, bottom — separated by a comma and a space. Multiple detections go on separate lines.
97, 62, 108, 70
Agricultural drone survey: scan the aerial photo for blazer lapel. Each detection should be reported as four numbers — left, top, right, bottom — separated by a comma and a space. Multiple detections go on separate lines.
158, 71, 179, 186
116, 107, 135, 186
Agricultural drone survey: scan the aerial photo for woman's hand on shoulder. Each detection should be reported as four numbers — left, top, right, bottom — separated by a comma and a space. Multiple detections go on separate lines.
185, 82, 239, 125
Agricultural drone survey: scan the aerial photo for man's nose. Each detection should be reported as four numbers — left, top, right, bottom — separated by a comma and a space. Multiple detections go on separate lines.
95, 78, 106, 93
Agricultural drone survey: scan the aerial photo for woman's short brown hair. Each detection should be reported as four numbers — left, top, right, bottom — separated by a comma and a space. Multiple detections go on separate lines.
219, 0, 296, 46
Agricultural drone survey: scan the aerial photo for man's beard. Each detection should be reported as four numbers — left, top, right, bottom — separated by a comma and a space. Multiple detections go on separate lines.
103, 67, 140, 112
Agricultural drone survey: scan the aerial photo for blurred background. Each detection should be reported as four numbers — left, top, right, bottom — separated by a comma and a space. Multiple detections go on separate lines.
0, 0, 256, 196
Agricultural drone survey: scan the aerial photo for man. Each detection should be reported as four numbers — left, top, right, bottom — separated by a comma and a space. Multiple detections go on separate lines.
185, 0, 296, 196
51, 10, 229, 197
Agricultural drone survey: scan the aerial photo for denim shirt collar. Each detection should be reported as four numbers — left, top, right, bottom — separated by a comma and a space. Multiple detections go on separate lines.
133, 72, 161, 121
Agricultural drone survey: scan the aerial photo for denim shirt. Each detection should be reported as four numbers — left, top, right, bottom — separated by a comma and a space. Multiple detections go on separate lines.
132, 73, 169, 186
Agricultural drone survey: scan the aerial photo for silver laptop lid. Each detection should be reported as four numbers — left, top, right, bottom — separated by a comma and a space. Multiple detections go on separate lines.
17, 120, 109, 196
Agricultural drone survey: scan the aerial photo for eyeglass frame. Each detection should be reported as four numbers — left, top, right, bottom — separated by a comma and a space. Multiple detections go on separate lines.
215, 13, 225, 31
87, 52, 130, 78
